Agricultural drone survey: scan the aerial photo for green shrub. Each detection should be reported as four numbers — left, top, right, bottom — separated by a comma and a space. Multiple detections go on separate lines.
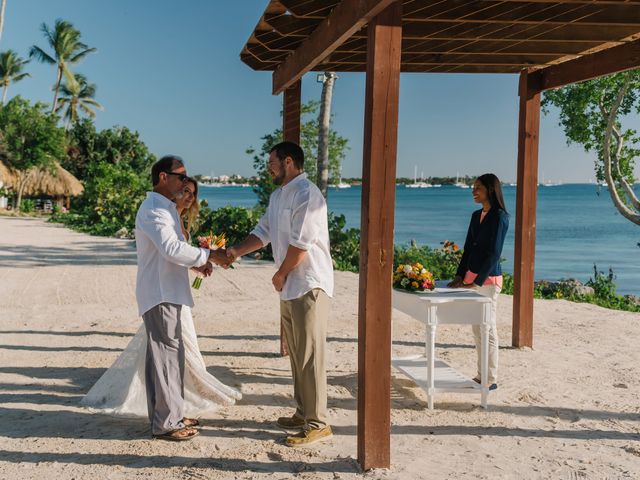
194, 205, 271, 258
394, 240, 462, 281
50, 161, 150, 236
500, 267, 639, 313
19, 199, 35, 213
328, 213, 360, 272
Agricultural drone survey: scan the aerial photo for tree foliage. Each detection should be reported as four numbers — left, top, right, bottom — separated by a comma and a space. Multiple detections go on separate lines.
55, 73, 102, 127
542, 70, 640, 224
0, 49, 30, 104
246, 101, 349, 208
29, 19, 96, 111
64, 119, 156, 180
0, 96, 66, 209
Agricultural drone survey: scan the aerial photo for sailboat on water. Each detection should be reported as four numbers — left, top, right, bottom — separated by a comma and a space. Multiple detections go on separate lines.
406, 165, 432, 188
454, 172, 470, 189
330, 166, 351, 189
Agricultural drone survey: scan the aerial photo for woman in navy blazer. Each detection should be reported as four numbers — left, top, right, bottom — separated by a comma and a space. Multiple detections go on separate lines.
449, 173, 509, 390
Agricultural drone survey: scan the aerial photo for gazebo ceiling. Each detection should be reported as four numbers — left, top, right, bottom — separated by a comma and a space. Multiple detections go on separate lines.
241, 0, 640, 74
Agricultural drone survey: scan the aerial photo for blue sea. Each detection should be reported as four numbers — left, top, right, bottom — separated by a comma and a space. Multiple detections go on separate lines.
199, 184, 640, 296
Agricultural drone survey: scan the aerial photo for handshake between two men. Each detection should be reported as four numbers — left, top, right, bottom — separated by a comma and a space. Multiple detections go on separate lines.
192, 234, 268, 278
192, 247, 237, 277
191, 234, 297, 294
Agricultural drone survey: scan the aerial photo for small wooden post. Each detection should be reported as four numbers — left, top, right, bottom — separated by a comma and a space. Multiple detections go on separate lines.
280, 80, 301, 357
512, 70, 541, 349
283, 80, 301, 143
357, 1, 402, 470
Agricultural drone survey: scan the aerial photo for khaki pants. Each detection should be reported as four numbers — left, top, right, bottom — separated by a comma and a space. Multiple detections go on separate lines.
280, 288, 329, 429
472, 284, 501, 384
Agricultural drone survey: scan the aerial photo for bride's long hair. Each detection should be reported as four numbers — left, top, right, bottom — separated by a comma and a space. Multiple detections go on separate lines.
181, 177, 201, 235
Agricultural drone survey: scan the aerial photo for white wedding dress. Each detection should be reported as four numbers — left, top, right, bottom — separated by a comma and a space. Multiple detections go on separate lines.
81, 306, 241, 417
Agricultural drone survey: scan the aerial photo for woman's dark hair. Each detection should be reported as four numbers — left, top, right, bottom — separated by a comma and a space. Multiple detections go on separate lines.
477, 173, 507, 212
270, 141, 304, 170
151, 154, 184, 186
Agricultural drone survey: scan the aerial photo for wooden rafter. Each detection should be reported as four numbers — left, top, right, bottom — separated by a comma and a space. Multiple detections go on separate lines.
272, 0, 398, 94
241, 0, 640, 75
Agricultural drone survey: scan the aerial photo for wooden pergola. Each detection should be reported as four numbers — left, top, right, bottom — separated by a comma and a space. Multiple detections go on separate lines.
241, 0, 640, 470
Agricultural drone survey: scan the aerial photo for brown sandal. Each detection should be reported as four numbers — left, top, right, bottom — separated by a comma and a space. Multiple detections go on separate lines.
182, 417, 200, 428
152, 427, 199, 441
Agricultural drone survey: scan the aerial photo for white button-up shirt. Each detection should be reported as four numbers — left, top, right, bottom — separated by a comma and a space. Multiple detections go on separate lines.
251, 173, 334, 301
135, 192, 209, 316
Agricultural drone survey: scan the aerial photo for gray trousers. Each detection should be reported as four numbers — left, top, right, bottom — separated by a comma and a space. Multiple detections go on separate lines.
142, 302, 186, 435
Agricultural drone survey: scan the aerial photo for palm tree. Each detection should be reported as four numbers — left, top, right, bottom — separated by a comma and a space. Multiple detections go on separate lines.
29, 19, 96, 112
0, 50, 29, 104
55, 73, 102, 127
316, 72, 337, 199
0, 0, 7, 45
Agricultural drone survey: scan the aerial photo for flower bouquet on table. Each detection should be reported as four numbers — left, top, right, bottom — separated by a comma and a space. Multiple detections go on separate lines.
192, 231, 228, 289
393, 262, 436, 293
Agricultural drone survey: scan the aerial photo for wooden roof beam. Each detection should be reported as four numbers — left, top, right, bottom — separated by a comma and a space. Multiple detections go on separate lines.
272, 0, 398, 94
476, 0, 640, 4
279, 0, 340, 18
529, 36, 640, 90
402, 20, 640, 42
404, 1, 640, 26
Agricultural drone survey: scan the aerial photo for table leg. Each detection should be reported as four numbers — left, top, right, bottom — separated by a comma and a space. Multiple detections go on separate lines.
426, 323, 436, 410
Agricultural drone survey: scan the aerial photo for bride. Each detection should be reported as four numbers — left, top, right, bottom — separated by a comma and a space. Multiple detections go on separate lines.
81, 177, 241, 418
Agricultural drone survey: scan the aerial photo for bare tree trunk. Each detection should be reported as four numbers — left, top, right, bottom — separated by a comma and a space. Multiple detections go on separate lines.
2, 82, 7, 104
316, 72, 337, 199
0, 0, 7, 45
611, 126, 640, 210
52, 66, 63, 112
602, 74, 640, 225
15, 168, 37, 211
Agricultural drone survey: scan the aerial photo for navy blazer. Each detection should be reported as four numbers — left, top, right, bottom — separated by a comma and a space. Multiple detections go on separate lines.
456, 207, 509, 286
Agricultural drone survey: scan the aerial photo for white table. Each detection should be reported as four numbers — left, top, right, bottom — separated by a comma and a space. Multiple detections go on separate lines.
392, 285, 494, 409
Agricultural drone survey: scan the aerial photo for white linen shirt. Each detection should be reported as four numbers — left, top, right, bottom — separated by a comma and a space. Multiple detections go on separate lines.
135, 192, 209, 316
251, 173, 334, 301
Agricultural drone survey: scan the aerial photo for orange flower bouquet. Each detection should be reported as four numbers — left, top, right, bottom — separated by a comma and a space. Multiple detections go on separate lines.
393, 262, 435, 292
192, 231, 228, 289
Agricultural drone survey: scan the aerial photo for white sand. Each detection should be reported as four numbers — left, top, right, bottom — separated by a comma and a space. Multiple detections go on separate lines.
0, 216, 639, 479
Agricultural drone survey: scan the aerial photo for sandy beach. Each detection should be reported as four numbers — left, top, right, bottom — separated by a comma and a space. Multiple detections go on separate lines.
0, 216, 639, 479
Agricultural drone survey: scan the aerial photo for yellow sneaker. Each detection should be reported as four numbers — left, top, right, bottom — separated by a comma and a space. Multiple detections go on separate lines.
285, 425, 333, 447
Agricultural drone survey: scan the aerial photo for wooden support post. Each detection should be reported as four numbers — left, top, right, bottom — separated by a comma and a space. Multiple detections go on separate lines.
280, 80, 301, 357
283, 80, 301, 142
357, 1, 402, 470
512, 70, 541, 349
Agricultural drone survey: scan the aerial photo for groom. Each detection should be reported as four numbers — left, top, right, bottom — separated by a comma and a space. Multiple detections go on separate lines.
227, 142, 334, 447
135, 155, 230, 441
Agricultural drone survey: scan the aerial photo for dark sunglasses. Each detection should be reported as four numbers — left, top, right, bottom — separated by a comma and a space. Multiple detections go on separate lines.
164, 171, 188, 182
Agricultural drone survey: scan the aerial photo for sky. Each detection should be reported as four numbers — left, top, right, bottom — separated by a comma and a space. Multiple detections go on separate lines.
2, 0, 639, 182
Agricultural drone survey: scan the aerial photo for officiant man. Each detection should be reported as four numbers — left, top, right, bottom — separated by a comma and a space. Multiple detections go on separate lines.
227, 141, 334, 447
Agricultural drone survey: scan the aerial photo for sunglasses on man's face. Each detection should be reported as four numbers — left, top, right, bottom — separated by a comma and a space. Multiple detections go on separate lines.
164, 171, 188, 182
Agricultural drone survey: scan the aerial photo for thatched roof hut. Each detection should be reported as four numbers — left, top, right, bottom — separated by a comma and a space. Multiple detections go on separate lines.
0, 161, 17, 188
20, 162, 84, 197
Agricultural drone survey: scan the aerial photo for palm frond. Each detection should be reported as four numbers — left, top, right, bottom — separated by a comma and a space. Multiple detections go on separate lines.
28, 45, 55, 64
61, 65, 77, 87
79, 103, 97, 118
82, 98, 103, 110
69, 47, 97, 63
40, 22, 56, 48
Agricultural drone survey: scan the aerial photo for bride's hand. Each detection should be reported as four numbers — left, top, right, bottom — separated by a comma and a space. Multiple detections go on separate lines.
197, 236, 210, 249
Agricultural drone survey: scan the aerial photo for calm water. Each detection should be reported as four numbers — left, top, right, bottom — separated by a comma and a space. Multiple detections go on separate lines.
199, 184, 640, 295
